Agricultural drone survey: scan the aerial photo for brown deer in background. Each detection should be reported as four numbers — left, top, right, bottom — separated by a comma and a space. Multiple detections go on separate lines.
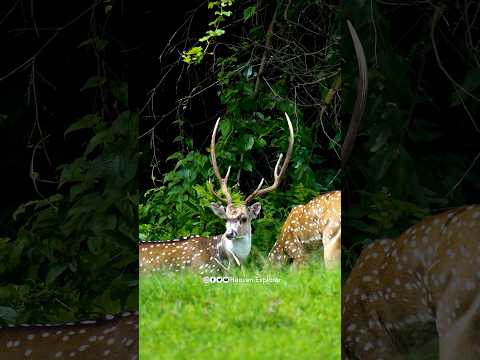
267, 19, 367, 270
1, 311, 138, 360
140, 113, 294, 274
342, 205, 480, 359
268, 191, 341, 269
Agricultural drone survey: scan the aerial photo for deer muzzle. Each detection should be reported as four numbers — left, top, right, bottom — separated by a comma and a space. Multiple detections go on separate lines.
225, 229, 238, 239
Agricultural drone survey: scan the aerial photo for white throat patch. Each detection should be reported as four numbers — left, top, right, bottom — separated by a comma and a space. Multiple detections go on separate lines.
222, 234, 251, 262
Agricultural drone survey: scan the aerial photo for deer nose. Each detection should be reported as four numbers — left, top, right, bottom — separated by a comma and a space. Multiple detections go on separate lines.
226, 230, 237, 239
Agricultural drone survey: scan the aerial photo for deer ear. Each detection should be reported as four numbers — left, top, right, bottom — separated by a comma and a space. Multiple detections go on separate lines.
248, 202, 262, 218
210, 202, 227, 218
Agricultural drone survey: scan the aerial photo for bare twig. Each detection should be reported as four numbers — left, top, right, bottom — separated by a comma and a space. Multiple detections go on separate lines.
430, 4, 480, 103
445, 150, 480, 198
253, 6, 278, 98
0, 2, 100, 82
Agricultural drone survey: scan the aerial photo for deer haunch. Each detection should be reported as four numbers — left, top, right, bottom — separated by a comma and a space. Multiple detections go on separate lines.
268, 190, 341, 269
342, 205, 480, 359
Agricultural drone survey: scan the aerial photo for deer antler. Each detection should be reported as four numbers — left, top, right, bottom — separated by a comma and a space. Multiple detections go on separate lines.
210, 117, 233, 204
245, 112, 294, 204
341, 20, 368, 168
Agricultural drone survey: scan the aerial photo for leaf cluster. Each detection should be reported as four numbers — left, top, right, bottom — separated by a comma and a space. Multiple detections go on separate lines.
0, 109, 138, 325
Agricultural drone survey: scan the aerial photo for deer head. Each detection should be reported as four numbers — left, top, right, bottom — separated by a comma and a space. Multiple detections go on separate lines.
208, 113, 294, 264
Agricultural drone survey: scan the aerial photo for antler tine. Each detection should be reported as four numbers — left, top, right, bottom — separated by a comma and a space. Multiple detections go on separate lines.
245, 113, 294, 204
247, 178, 265, 201
341, 20, 368, 168
273, 153, 284, 177
210, 117, 233, 204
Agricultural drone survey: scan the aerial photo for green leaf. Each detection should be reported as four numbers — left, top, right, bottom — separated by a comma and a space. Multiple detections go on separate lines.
370, 127, 391, 152
257, 137, 267, 148
111, 81, 128, 107
462, 68, 480, 91
166, 152, 183, 162
46, 264, 67, 285
215, 10, 232, 16
181, 46, 204, 64
84, 130, 111, 156
112, 111, 131, 136
94, 38, 108, 51
243, 158, 253, 172
87, 236, 103, 254
81, 76, 106, 91
64, 114, 99, 137
245, 135, 254, 150
78, 37, 108, 51
210, 29, 225, 36
219, 119, 232, 137
78, 38, 95, 48
243, 5, 256, 21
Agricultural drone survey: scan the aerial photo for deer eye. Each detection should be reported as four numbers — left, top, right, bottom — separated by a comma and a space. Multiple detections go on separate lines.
240, 217, 247, 223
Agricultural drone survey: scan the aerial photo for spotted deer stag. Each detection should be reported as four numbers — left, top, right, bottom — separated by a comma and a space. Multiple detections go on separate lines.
140, 113, 294, 274
342, 205, 480, 359
1, 311, 138, 359
268, 191, 341, 269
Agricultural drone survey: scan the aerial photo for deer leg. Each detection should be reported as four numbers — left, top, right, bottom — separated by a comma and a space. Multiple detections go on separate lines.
268, 241, 291, 267
437, 291, 480, 360
343, 324, 404, 360
287, 235, 308, 268
322, 219, 341, 270
324, 228, 341, 270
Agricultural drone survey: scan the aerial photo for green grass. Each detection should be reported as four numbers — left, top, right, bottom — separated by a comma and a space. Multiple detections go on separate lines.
140, 260, 340, 360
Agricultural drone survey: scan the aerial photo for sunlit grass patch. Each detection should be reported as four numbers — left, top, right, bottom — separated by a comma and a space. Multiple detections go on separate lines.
140, 261, 340, 359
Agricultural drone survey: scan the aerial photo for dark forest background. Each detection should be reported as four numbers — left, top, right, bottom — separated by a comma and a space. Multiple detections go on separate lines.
0, 1, 137, 324
0, 0, 478, 324
342, 2, 480, 273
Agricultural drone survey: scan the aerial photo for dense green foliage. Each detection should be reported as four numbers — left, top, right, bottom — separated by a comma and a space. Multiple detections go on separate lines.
0, 109, 138, 325
140, 261, 340, 359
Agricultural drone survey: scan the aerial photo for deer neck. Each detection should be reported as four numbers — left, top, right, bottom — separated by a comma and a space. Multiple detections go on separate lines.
221, 231, 252, 263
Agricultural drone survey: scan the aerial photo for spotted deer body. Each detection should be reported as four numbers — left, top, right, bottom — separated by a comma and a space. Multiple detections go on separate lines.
1, 311, 138, 360
140, 113, 294, 273
140, 236, 223, 274
342, 205, 480, 359
268, 191, 341, 269
266, 19, 366, 270
140, 202, 261, 274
